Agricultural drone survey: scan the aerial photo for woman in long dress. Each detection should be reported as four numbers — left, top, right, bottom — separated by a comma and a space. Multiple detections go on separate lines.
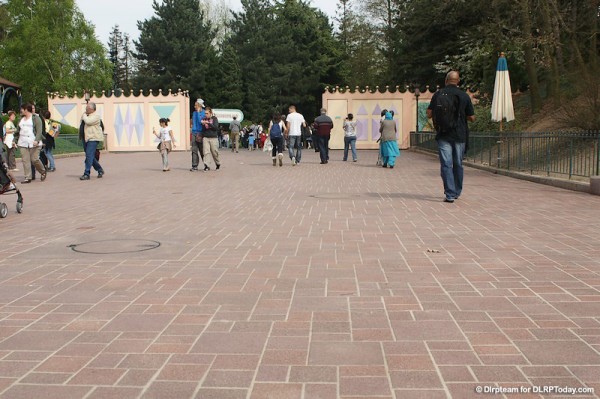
379, 111, 400, 168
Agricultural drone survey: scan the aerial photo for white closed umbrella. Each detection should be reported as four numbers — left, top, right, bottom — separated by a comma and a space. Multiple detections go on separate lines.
491, 52, 515, 131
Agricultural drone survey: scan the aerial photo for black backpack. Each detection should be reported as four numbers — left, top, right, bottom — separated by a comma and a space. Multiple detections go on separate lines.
432, 88, 460, 134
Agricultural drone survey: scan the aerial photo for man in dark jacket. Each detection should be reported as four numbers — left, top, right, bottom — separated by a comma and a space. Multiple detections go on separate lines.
313, 108, 334, 164
427, 71, 475, 203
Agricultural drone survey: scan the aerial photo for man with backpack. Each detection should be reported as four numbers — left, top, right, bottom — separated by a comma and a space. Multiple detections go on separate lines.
427, 70, 475, 203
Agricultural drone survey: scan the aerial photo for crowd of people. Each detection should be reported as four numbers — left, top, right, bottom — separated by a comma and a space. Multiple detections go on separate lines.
1, 71, 474, 203
0, 103, 57, 184
165, 70, 475, 204
0, 100, 105, 184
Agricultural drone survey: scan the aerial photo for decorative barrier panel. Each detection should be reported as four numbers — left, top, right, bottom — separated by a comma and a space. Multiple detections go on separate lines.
322, 85, 476, 150
48, 90, 191, 152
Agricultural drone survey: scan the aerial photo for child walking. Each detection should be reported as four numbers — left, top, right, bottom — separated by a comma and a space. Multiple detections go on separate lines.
153, 118, 176, 171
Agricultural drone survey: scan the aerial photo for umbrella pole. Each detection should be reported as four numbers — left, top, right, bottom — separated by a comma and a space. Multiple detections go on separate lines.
500, 120, 503, 132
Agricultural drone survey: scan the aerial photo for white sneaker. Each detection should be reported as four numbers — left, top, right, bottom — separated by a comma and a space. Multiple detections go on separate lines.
292, 156, 296, 166
278, 153, 283, 167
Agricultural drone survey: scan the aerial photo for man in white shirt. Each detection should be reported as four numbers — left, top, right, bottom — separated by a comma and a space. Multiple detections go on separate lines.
285, 105, 306, 165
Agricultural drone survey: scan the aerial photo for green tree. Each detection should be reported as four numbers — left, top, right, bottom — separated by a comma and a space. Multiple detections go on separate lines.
227, 0, 341, 121
334, 0, 384, 87
0, 2, 9, 42
134, 0, 216, 101
0, 0, 111, 107
210, 43, 243, 109
227, 0, 272, 120
107, 25, 133, 91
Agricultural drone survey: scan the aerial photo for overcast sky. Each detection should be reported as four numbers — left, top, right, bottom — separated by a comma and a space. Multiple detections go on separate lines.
75, 0, 339, 47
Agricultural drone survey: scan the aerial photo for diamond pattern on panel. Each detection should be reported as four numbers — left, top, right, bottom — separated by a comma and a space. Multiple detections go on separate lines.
114, 107, 124, 145
54, 104, 77, 125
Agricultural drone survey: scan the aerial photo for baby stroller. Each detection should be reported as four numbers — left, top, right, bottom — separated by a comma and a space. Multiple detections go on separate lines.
0, 161, 23, 218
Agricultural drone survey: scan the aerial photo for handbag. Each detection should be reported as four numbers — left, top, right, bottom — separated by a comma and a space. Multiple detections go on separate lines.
263, 138, 272, 152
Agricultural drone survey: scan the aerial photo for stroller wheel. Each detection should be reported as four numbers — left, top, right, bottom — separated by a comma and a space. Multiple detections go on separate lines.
0, 203, 7, 218
16, 201, 23, 214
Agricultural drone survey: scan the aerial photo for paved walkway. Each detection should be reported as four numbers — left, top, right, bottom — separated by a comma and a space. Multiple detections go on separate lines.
0, 148, 599, 399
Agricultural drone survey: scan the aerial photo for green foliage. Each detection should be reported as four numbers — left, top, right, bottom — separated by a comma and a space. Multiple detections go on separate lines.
0, 0, 112, 108
107, 26, 134, 91
334, 0, 384, 87
133, 0, 217, 100
220, 0, 342, 122
0, 2, 9, 41
210, 43, 243, 109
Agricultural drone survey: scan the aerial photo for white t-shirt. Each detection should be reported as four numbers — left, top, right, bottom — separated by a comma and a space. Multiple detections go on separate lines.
4, 120, 16, 148
159, 127, 172, 142
286, 112, 305, 136
344, 120, 357, 137
17, 117, 36, 148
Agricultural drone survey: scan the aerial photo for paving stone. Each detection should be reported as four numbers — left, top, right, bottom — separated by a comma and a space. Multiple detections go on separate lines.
1, 384, 92, 399
141, 381, 198, 399
0, 150, 599, 396
340, 376, 392, 396
308, 342, 384, 365
191, 332, 268, 354
249, 383, 303, 399
515, 340, 600, 365
289, 366, 337, 382
86, 387, 142, 399
0, 331, 78, 351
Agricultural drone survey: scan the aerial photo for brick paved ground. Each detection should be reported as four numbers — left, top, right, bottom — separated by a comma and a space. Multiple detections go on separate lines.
0, 147, 599, 399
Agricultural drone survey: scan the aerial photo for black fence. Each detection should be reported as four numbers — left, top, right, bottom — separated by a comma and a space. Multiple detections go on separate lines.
410, 131, 600, 180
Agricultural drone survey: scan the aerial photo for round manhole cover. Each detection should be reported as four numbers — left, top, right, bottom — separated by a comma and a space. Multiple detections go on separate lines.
68, 239, 161, 254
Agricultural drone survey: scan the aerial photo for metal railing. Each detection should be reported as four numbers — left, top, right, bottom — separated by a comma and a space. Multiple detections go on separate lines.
54, 134, 83, 155
410, 131, 600, 180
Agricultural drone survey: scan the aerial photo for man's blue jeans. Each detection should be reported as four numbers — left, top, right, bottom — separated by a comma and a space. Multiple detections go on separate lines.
288, 136, 302, 163
83, 140, 103, 176
437, 139, 465, 199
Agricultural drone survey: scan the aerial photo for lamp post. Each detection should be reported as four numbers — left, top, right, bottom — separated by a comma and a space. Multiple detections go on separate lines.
414, 86, 420, 133
84, 90, 91, 104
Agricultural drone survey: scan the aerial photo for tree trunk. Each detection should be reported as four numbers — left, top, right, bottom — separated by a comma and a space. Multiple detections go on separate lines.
548, 0, 587, 73
590, 0, 599, 68
540, 0, 560, 103
520, 0, 542, 113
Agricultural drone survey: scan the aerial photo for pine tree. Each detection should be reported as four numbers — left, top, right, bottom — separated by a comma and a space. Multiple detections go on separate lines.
107, 25, 124, 90
121, 33, 133, 90
210, 43, 243, 109
228, 0, 341, 121
134, 0, 216, 99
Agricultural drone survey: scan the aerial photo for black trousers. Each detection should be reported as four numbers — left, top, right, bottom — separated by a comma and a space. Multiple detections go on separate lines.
191, 137, 205, 167
270, 136, 284, 157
